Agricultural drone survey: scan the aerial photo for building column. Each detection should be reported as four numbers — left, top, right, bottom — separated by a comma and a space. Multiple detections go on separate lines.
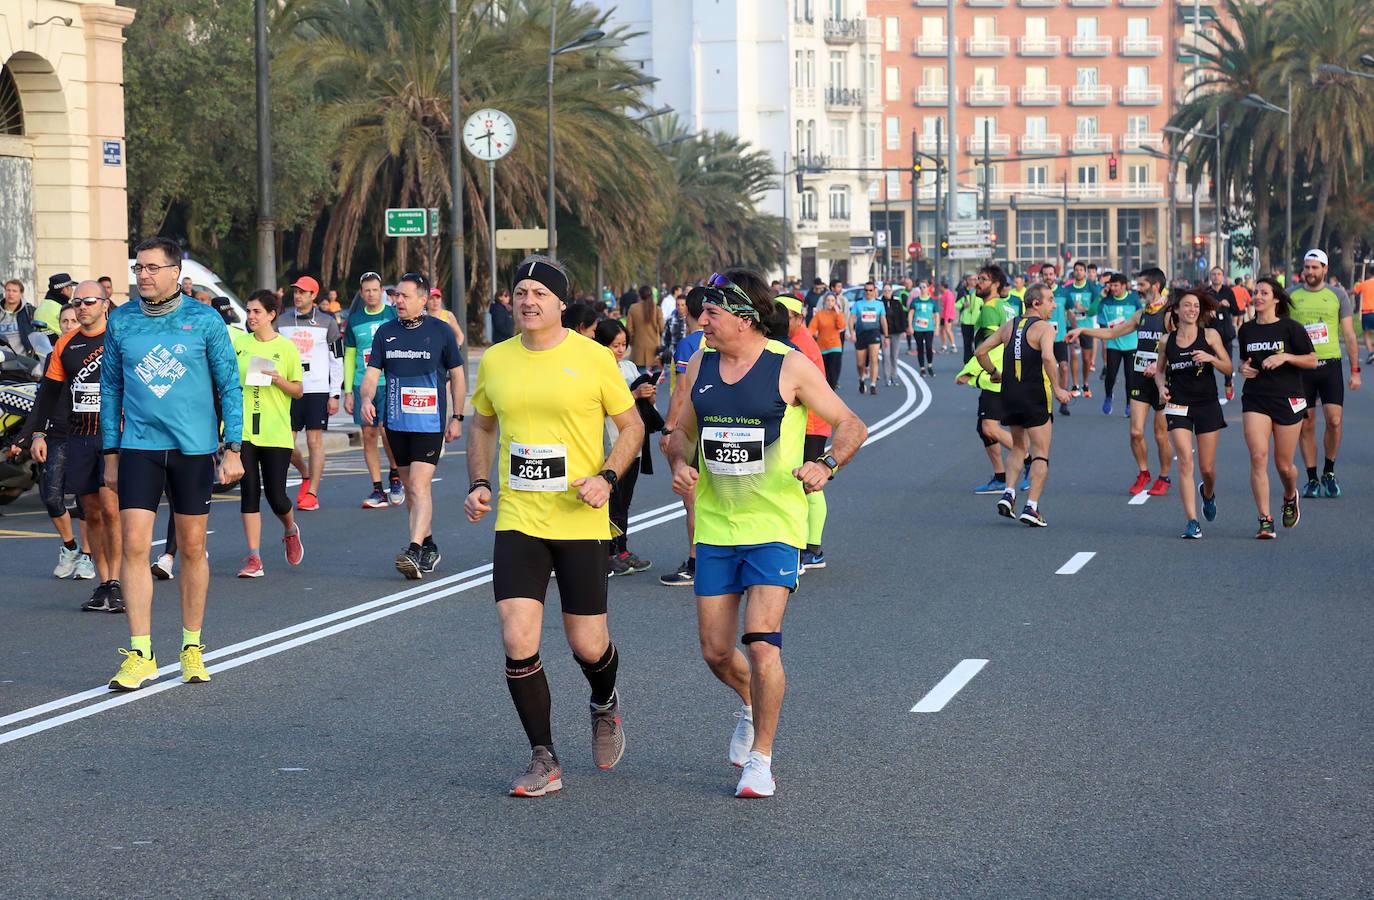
81, 3, 137, 300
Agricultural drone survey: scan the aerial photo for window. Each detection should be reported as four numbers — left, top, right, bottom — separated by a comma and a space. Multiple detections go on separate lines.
1017, 209, 1059, 263
829, 186, 851, 221
828, 0, 845, 18
1126, 17, 1149, 40
923, 67, 945, 88
974, 166, 997, 188
884, 17, 899, 52
865, 54, 877, 93
885, 66, 900, 101
795, 120, 807, 156
973, 114, 998, 140
886, 115, 900, 150
1025, 116, 1047, 138
1127, 66, 1149, 89
1127, 164, 1149, 185
1126, 115, 1149, 136
1026, 66, 1048, 89
829, 52, 846, 89
863, 121, 878, 162
795, 0, 815, 23
1117, 209, 1158, 274
973, 67, 997, 88
794, 51, 806, 88
1068, 209, 1108, 260
1076, 67, 1099, 88
973, 17, 995, 39
830, 121, 848, 157
1076, 18, 1098, 39
1076, 116, 1099, 136
886, 171, 902, 196
1027, 165, 1049, 187
807, 120, 818, 153
1025, 17, 1047, 40
1076, 165, 1098, 185
922, 16, 943, 38
799, 189, 818, 221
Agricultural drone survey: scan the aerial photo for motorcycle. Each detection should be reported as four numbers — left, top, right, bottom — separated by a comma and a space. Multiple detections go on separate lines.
0, 347, 41, 506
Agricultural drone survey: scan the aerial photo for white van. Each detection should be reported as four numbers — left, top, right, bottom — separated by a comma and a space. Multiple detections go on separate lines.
127, 258, 248, 331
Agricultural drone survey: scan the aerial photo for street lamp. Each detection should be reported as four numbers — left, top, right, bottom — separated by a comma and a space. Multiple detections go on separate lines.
449, 0, 466, 348
546, 17, 605, 261
633, 105, 673, 122
1316, 62, 1374, 82
1242, 84, 1292, 282
1163, 110, 1226, 272
1139, 144, 1179, 280
1361, 53, 1374, 69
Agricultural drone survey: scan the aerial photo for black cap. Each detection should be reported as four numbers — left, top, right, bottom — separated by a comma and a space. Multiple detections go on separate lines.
47, 273, 76, 291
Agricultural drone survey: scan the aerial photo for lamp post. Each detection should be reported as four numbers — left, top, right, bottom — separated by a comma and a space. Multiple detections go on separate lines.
1316, 62, 1374, 82
1242, 83, 1292, 282
253, 0, 276, 290
1163, 107, 1225, 273
449, 0, 466, 342
1139, 143, 1177, 280
546, 12, 604, 261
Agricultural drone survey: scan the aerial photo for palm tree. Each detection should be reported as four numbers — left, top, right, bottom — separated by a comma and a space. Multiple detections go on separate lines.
278, 0, 671, 303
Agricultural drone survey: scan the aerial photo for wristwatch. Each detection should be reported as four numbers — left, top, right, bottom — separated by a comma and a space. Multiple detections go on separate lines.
599, 469, 619, 488
816, 454, 839, 477
226, 442, 242, 454
452, 413, 465, 421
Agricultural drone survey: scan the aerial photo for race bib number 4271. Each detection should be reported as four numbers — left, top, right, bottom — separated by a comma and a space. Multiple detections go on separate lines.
399, 386, 438, 411
508, 441, 568, 492
701, 426, 765, 476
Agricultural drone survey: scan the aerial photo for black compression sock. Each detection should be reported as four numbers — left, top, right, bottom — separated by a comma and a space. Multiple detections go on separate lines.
992, 473, 1006, 483
388, 468, 399, 481
373, 481, 382, 491
423, 534, 436, 548
505, 653, 553, 748
63, 539, 78, 550
576, 643, 619, 707
686, 557, 696, 571
806, 544, 821, 555
1306, 466, 1318, 482
1323, 458, 1335, 475
408, 542, 421, 553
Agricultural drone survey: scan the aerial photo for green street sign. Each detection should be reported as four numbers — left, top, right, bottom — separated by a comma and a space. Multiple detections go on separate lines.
386, 208, 427, 237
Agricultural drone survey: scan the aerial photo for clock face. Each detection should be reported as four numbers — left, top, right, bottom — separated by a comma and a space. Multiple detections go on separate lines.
462, 108, 517, 162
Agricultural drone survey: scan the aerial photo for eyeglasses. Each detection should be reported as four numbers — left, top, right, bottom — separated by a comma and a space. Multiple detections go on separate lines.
73, 296, 104, 306
130, 263, 179, 275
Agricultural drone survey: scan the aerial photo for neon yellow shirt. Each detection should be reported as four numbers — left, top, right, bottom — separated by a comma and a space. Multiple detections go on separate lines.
234, 332, 303, 450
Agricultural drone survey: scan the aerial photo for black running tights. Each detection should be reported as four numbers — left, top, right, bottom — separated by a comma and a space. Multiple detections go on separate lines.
913, 331, 934, 368
1104, 348, 1134, 399
822, 352, 842, 388
608, 461, 640, 555
240, 442, 293, 516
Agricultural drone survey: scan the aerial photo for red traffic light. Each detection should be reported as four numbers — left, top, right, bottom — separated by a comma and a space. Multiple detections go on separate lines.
1192, 234, 1206, 246
1108, 156, 1119, 180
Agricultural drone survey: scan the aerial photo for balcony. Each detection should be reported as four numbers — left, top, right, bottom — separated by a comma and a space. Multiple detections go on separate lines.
1018, 35, 1061, 56
825, 86, 864, 109
967, 85, 1011, 105
915, 85, 950, 106
1017, 0, 1058, 5
1121, 36, 1164, 56
914, 0, 946, 5
1018, 85, 1062, 105
913, 35, 948, 56
968, 0, 1008, 5
1070, 84, 1112, 105
917, 134, 957, 154
1121, 85, 1164, 105
992, 182, 1167, 201
1121, 0, 1161, 5
796, 153, 832, 174
967, 35, 1010, 56
823, 17, 864, 42
1019, 133, 1063, 153
1068, 0, 1107, 5
1122, 181, 1165, 199
1069, 36, 1112, 56
1121, 131, 1164, 150
1071, 133, 1114, 153
969, 132, 1012, 155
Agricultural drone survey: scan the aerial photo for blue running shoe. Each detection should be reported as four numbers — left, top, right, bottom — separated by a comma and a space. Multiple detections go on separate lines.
1182, 519, 1203, 539
1102, 396, 1113, 415
1321, 472, 1341, 498
1018, 466, 1031, 492
1301, 478, 1321, 499
973, 477, 1008, 495
801, 549, 827, 570
1199, 483, 1217, 522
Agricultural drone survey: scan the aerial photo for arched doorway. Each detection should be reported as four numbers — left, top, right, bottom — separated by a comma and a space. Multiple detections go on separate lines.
0, 62, 36, 299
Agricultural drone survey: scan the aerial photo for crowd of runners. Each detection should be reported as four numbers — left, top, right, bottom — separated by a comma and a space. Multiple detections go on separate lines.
5, 232, 1365, 799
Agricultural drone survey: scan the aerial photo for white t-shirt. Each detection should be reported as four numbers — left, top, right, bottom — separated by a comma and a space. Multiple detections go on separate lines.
606, 358, 640, 446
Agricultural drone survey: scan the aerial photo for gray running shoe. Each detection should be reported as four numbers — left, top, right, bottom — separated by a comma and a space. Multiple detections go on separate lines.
590, 691, 625, 770
395, 547, 423, 580
418, 543, 440, 573
510, 746, 562, 797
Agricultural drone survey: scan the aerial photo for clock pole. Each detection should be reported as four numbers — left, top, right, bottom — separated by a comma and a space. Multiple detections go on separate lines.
488, 159, 498, 334
448, 0, 466, 355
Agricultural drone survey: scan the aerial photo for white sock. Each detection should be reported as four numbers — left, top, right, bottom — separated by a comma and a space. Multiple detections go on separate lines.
749, 750, 771, 767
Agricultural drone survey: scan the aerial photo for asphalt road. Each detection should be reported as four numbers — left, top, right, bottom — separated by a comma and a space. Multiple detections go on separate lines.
1, 347, 1370, 898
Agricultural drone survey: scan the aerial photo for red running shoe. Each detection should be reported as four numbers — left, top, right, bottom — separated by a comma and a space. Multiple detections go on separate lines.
295, 478, 311, 505
1128, 471, 1152, 495
283, 525, 304, 566
297, 492, 320, 511
1147, 476, 1172, 496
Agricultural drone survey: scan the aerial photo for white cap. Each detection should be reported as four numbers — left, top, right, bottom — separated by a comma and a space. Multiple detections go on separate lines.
1304, 249, 1329, 266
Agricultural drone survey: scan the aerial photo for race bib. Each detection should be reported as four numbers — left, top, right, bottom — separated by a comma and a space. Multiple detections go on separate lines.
1108, 318, 1126, 328
362, 348, 371, 366
915, 317, 930, 330
860, 310, 879, 325
701, 426, 765, 476
72, 382, 100, 413
399, 386, 438, 412
1133, 351, 1158, 373
1288, 397, 1308, 414
1164, 402, 1189, 417
509, 441, 568, 492
1304, 322, 1330, 345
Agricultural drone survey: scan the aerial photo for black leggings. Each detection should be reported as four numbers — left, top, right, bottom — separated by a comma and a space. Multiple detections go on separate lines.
822, 352, 842, 389
608, 460, 640, 555
240, 442, 293, 516
1104, 348, 1135, 399
961, 323, 977, 363
912, 332, 934, 368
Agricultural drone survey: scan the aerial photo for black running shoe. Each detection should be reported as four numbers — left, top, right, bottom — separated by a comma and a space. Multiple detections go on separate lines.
659, 560, 695, 587
395, 547, 423, 580
419, 543, 441, 573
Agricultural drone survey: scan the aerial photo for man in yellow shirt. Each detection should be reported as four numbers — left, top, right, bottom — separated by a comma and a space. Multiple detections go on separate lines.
464, 256, 643, 798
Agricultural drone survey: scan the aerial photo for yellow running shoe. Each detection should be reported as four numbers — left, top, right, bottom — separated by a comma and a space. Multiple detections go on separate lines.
108, 648, 159, 691
180, 644, 211, 684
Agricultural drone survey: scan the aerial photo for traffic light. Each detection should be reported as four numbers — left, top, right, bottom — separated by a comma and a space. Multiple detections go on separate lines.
939, 235, 950, 252
989, 231, 998, 244
795, 170, 804, 193
912, 160, 923, 178
1108, 156, 1119, 180
1192, 234, 1206, 256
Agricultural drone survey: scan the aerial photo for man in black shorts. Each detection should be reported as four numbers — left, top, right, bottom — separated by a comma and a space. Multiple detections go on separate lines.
465, 256, 643, 797
974, 284, 1072, 526
358, 273, 464, 579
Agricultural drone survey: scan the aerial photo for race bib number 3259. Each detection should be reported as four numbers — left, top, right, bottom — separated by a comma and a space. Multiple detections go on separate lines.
509, 441, 568, 491
701, 426, 765, 476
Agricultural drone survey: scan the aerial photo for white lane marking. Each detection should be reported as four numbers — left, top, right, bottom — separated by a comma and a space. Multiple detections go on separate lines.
1056, 551, 1096, 575
1, 374, 930, 744
1128, 493, 1149, 505
151, 530, 215, 548
911, 659, 988, 713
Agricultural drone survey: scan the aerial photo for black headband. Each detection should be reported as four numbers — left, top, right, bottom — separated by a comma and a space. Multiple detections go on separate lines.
513, 260, 569, 304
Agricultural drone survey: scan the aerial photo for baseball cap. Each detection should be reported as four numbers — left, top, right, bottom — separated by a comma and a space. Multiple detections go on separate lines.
1303, 249, 1328, 266
429, 287, 442, 298
776, 295, 803, 315
291, 275, 321, 293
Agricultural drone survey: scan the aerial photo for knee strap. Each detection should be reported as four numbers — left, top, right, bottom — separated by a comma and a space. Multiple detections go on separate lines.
1031, 455, 1049, 468
742, 632, 782, 649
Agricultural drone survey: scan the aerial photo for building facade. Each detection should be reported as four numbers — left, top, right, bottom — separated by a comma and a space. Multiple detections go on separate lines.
869, 0, 1218, 282
1, 0, 137, 303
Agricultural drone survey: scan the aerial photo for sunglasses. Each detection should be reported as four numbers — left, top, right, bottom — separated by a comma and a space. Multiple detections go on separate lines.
360, 271, 382, 284
73, 297, 105, 306
402, 272, 429, 289
702, 274, 761, 321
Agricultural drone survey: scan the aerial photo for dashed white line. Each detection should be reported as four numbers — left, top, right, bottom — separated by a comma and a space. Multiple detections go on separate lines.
911, 659, 988, 713
1128, 493, 1150, 505
1055, 551, 1096, 575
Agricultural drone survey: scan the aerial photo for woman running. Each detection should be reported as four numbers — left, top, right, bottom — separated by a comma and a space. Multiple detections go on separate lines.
1154, 287, 1231, 539
1236, 277, 1317, 539
907, 287, 940, 377
808, 293, 845, 388
234, 290, 306, 577
426, 289, 465, 347
594, 317, 655, 576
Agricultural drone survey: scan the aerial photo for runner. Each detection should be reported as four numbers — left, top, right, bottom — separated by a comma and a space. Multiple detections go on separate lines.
1057, 261, 1098, 399
1038, 263, 1074, 415
1289, 250, 1361, 498
974, 284, 1073, 526
233, 290, 305, 578
779, 294, 835, 571
807, 292, 845, 388
848, 282, 886, 395
593, 317, 656, 577
956, 275, 981, 363
426, 287, 466, 348
906, 286, 939, 377
881, 284, 907, 387
464, 256, 641, 796
101, 236, 244, 690
958, 337, 1027, 498
277, 275, 342, 511
1096, 273, 1140, 416
1155, 288, 1232, 538
21, 284, 122, 610
667, 269, 867, 798
360, 273, 465, 579
938, 280, 957, 354
1208, 266, 1238, 402
1069, 267, 1174, 496
1353, 271, 1374, 364
975, 265, 1008, 344
659, 286, 708, 587
1237, 277, 1317, 538
342, 272, 403, 508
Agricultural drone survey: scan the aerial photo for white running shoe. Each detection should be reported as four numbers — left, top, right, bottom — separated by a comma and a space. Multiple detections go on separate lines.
729, 705, 754, 767
151, 553, 175, 581
53, 545, 81, 578
73, 553, 96, 580
735, 751, 775, 798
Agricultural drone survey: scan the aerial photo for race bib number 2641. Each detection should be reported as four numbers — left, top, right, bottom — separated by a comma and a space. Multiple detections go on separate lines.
509, 441, 568, 492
